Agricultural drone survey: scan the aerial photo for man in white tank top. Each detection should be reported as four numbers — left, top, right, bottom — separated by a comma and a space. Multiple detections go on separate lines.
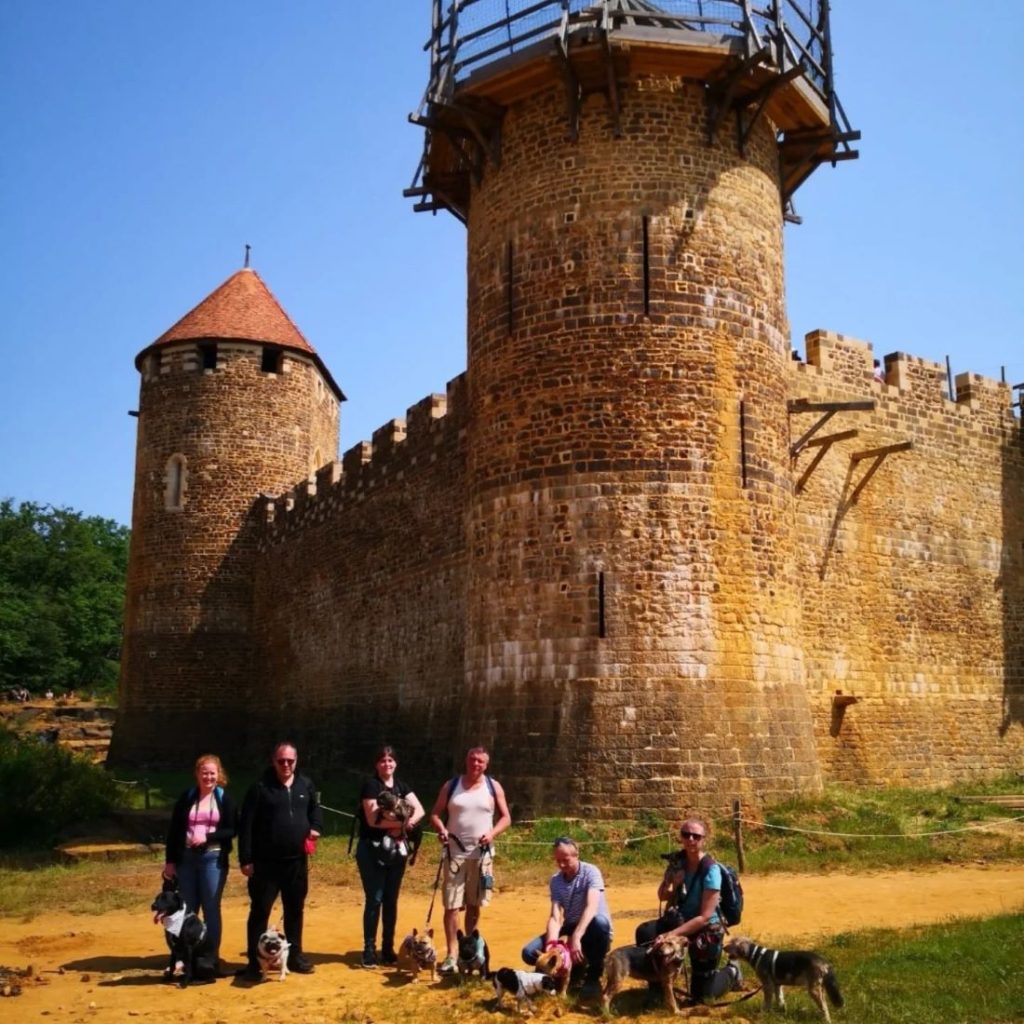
429, 746, 512, 974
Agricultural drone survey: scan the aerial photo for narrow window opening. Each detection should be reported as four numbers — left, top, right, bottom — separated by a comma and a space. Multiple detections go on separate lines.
148, 351, 163, 377
506, 240, 515, 335
642, 215, 651, 316
199, 342, 218, 371
740, 400, 749, 488
164, 454, 187, 511
598, 571, 607, 638
261, 346, 282, 374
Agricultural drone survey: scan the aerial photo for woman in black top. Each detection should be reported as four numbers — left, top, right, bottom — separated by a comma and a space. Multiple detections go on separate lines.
164, 753, 238, 965
356, 745, 424, 968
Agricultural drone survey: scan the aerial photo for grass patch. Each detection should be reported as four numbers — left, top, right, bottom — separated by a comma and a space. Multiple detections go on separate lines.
726, 914, 1024, 1024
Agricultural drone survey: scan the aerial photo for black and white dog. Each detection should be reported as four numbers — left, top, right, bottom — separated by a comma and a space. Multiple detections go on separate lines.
492, 967, 557, 1014
151, 879, 216, 987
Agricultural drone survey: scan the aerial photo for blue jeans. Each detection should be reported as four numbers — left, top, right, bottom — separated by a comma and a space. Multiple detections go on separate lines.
178, 847, 227, 957
522, 915, 612, 984
355, 836, 407, 953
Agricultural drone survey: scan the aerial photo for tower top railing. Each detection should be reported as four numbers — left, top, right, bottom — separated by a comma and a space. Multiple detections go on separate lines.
422, 1, 846, 123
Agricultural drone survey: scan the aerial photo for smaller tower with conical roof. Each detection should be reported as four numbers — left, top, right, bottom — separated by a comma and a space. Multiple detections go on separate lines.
110, 267, 342, 765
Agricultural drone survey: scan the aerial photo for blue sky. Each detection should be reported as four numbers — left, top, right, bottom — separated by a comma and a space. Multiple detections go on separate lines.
2, 1, 1021, 527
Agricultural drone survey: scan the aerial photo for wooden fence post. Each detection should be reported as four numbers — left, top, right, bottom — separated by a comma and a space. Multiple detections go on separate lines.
733, 798, 745, 872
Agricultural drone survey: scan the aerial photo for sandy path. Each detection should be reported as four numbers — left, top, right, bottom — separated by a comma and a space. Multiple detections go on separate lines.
3, 864, 1023, 1023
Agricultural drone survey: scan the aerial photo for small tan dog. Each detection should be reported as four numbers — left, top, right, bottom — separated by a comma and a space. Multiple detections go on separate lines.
601, 936, 689, 1013
397, 927, 437, 981
533, 938, 573, 995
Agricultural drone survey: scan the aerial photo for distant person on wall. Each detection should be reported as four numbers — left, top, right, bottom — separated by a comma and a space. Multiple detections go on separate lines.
237, 741, 323, 980
636, 817, 742, 1003
873, 358, 885, 383
429, 745, 512, 975
163, 754, 238, 971
356, 745, 425, 968
521, 836, 613, 1000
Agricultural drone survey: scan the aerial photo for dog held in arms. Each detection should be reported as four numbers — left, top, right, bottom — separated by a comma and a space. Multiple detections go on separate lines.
151, 879, 217, 987
725, 936, 844, 1023
492, 968, 557, 1015
601, 937, 689, 1014
256, 924, 292, 982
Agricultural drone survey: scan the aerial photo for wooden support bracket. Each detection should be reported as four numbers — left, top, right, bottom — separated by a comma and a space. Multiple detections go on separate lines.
794, 429, 859, 493
830, 689, 860, 737
847, 440, 913, 505
789, 399, 876, 458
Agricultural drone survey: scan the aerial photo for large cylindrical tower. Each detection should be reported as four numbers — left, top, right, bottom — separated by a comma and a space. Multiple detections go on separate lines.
109, 268, 342, 766
409, 1, 858, 814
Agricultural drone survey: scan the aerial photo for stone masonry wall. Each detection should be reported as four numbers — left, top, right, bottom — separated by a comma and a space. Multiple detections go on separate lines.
789, 330, 1024, 785
461, 77, 820, 818
110, 341, 338, 766
248, 377, 469, 780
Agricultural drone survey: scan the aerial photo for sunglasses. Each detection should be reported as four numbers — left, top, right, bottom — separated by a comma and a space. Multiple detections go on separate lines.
680, 830, 705, 841
276, 758, 296, 766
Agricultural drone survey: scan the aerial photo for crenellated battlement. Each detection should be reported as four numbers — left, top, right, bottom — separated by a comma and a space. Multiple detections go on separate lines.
259, 373, 468, 541
793, 329, 1016, 425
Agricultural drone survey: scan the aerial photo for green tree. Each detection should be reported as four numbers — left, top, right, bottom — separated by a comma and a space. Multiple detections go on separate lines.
0, 500, 129, 696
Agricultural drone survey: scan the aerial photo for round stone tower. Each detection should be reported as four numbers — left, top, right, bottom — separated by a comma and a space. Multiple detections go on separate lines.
409, 1, 859, 814
109, 267, 342, 766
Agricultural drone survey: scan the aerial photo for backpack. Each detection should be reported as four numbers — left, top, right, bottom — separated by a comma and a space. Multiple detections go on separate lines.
699, 854, 743, 926
446, 773, 497, 802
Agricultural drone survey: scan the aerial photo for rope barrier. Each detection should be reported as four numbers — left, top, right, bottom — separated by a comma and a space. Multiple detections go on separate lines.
320, 802, 356, 820
737, 813, 1024, 838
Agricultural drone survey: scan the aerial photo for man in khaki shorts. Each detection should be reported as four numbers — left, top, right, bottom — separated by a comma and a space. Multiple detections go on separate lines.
429, 746, 512, 974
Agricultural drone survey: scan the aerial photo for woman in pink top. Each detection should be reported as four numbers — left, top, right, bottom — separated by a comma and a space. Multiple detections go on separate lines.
164, 754, 238, 967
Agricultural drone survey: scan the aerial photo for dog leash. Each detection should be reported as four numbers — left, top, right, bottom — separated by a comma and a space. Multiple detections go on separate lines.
426, 847, 447, 925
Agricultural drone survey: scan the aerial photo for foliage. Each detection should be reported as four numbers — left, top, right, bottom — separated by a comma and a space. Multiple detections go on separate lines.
0, 725, 118, 848
0, 498, 129, 697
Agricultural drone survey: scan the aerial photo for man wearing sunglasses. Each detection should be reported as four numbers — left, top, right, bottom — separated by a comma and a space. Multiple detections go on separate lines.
237, 741, 323, 980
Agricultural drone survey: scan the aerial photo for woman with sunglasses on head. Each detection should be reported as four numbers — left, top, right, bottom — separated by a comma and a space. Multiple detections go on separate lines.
636, 817, 742, 1004
355, 745, 425, 968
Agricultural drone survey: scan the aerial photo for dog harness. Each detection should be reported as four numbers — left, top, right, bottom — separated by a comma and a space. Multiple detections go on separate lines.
542, 939, 573, 975
159, 906, 207, 944
509, 970, 552, 996
749, 943, 780, 976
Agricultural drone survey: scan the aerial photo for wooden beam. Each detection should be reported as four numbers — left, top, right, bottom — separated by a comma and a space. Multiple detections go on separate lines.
804, 428, 859, 449
850, 441, 914, 463
788, 398, 876, 414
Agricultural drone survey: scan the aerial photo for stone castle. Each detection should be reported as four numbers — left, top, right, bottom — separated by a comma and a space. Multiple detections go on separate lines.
110, 2, 1023, 817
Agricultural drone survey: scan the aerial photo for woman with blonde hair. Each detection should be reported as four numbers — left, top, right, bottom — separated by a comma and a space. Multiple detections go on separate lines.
164, 754, 238, 969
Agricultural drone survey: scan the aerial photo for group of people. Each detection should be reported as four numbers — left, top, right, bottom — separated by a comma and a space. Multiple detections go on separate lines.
164, 742, 738, 1004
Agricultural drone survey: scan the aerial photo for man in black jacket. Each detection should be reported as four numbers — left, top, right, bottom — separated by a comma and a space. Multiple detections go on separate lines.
237, 741, 323, 979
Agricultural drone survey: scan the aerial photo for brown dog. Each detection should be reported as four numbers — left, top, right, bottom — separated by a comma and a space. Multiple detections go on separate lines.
533, 939, 573, 995
601, 937, 689, 1013
397, 927, 437, 982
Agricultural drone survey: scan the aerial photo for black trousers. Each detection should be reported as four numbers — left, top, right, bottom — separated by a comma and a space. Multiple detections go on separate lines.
246, 857, 309, 965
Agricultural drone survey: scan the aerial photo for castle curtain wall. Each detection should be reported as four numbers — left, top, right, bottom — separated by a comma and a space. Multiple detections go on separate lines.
248, 382, 468, 776
792, 331, 1024, 782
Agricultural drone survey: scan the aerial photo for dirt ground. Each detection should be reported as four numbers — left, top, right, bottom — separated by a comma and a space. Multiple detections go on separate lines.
3, 863, 1023, 1024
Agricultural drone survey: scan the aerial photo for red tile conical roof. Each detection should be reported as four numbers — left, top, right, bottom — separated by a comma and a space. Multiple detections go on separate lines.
136, 267, 343, 399
147, 268, 314, 353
